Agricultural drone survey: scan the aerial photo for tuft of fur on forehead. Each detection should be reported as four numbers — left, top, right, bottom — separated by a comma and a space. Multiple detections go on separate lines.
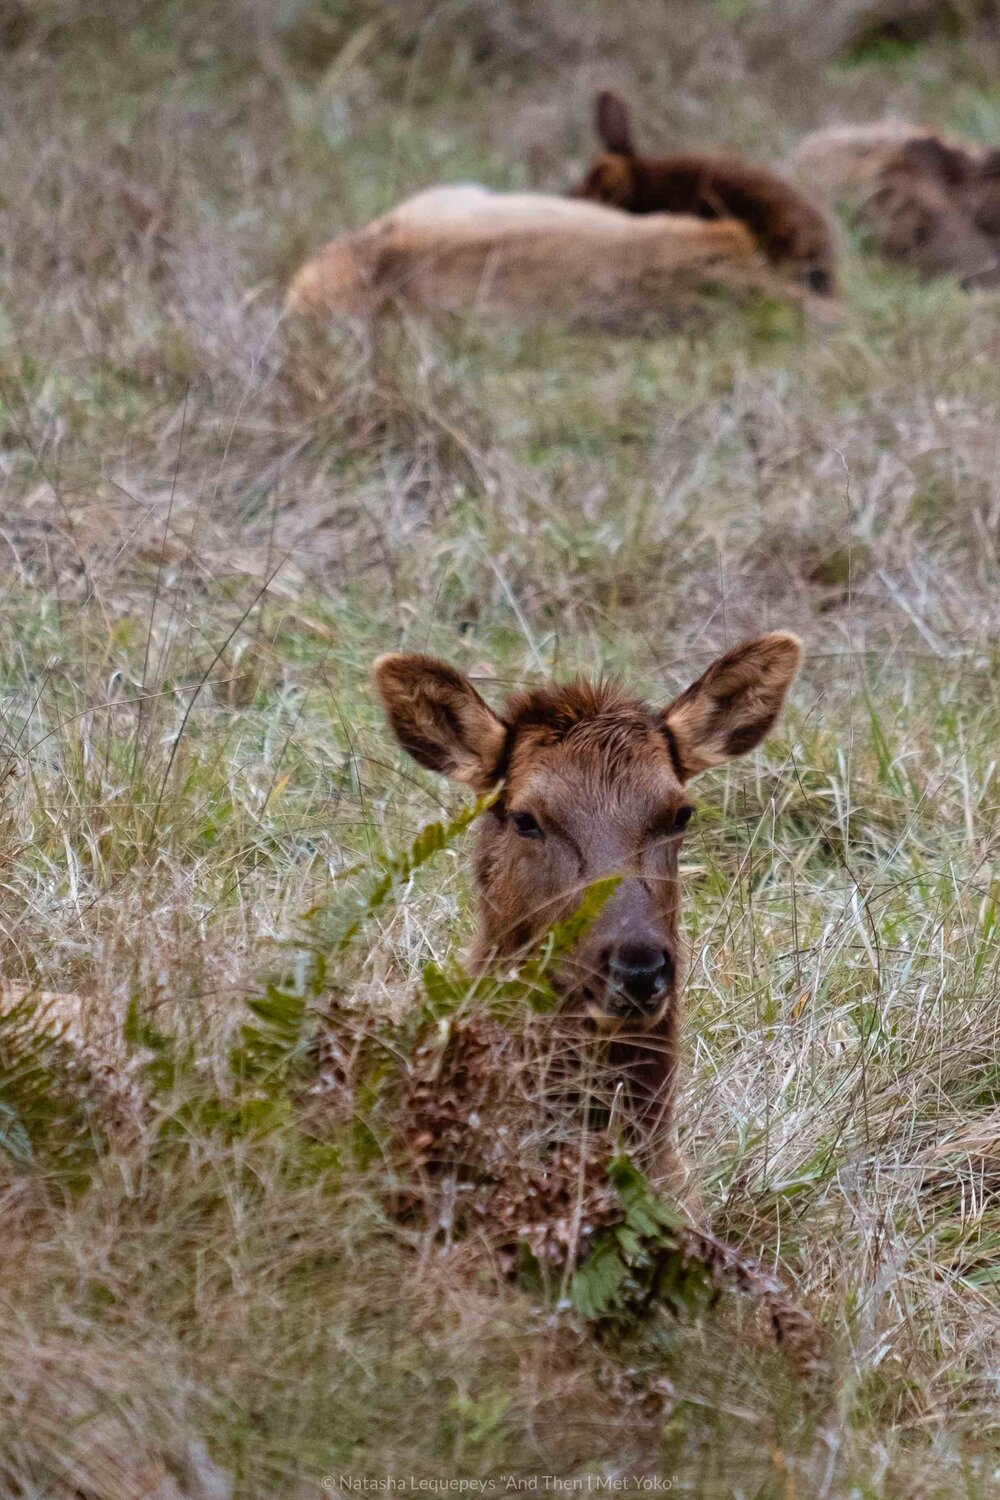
503, 679, 668, 769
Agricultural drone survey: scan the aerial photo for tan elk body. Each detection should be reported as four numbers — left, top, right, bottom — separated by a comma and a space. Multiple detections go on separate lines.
375, 634, 801, 1179
286, 184, 757, 322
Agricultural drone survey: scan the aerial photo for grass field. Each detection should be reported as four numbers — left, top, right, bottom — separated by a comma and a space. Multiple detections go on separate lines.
3, 3, 1000, 1496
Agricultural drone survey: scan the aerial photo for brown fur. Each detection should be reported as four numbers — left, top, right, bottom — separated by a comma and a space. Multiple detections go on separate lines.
862, 136, 1000, 286
286, 185, 757, 324
792, 123, 1000, 287
571, 91, 838, 295
374, 634, 802, 1180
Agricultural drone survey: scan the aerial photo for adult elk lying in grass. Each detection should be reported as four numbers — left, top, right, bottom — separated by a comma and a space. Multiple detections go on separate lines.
571, 90, 837, 295
375, 633, 801, 1186
792, 123, 1000, 288
285, 184, 757, 324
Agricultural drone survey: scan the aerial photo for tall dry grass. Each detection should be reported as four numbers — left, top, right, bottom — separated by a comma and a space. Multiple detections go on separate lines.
1, 2, 1000, 1496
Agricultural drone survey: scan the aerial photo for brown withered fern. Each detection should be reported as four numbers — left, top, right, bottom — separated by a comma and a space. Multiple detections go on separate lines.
389, 1013, 824, 1382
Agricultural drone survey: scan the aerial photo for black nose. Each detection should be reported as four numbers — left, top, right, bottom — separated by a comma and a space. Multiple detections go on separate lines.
607, 944, 674, 1013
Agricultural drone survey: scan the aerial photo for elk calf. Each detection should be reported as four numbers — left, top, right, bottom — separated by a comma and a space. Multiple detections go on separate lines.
375, 634, 801, 1181
792, 123, 1000, 288
285, 185, 757, 324
571, 90, 837, 295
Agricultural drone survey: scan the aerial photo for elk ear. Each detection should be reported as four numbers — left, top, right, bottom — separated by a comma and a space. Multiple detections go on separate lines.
373, 653, 508, 791
595, 90, 636, 156
662, 633, 802, 781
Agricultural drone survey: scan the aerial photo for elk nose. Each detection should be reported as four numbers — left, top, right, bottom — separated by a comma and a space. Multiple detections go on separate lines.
607, 944, 674, 1013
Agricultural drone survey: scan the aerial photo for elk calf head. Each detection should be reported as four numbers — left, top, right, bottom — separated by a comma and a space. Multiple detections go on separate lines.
374, 635, 801, 1031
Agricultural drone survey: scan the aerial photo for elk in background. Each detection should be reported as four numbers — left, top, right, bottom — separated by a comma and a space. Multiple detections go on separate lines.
286, 184, 760, 324
571, 90, 838, 295
792, 122, 1000, 288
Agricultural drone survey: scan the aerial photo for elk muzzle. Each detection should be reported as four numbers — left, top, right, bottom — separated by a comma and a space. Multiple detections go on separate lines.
605, 942, 675, 1018
574, 876, 678, 1029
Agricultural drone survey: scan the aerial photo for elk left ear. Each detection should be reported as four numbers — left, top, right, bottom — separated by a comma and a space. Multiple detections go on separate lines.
595, 90, 636, 156
662, 632, 802, 781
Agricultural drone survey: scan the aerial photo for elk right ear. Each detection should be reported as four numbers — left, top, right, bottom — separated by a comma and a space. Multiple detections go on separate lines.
373, 654, 508, 792
595, 91, 636, 156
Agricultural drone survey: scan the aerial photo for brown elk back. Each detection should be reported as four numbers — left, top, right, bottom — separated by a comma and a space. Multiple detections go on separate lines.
572, 90, 838, 295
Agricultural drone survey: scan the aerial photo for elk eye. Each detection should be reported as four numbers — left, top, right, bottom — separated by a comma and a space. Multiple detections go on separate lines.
509, 810, 544, 840
673, 804, 694, 834
650, 804, 694, 840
